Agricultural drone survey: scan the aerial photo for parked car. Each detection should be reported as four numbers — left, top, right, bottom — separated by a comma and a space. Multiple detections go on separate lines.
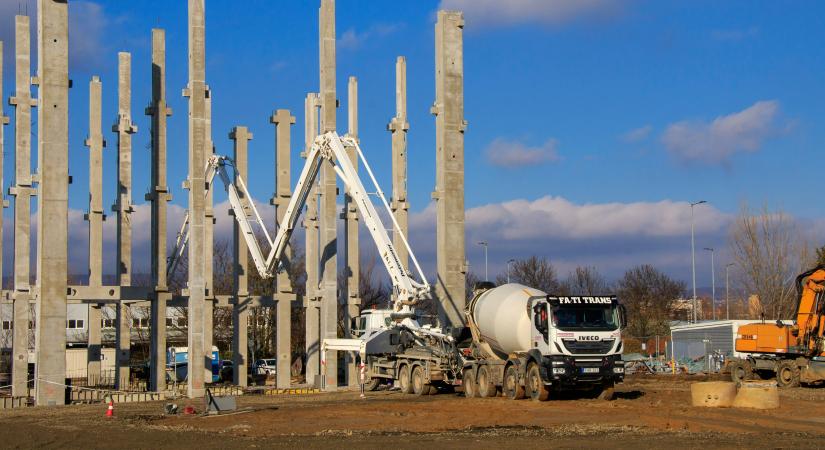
252, 359, 277, 376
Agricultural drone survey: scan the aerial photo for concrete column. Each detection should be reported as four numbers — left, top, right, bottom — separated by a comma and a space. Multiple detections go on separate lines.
146, 28, 172, 392
0, 42, 7, 291
389, 57, 410, 271
230, 126, 252, 387
343, 76, 360, 386
85, 76, 104, 386
271, 109, 295, 389
112, 52, 136, 389
303, 93, 321, 386
318, 0, 338, 391
185, 0, 207, 398
10, 14, 35, 399
203, 89, 214, 384
87, 305, 101, 386
35, 0, 69, 406
433, 11, 467, 329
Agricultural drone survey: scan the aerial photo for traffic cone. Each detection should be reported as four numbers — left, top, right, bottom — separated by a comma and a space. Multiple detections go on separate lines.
106, 400, 114, 418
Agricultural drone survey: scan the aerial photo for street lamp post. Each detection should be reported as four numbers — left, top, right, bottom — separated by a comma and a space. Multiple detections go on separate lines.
704, 247, 715, 321
690, 200, 707, 322
726, 263, 735, 320
477, 241, 489, 281
507, 259, 515, 284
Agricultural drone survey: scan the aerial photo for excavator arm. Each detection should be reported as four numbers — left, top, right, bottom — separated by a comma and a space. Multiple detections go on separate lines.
167, 131, 431, 313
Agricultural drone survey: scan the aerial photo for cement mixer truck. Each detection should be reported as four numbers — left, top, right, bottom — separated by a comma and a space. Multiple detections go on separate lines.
461, 283, 626, 400
356, 282, 627, 401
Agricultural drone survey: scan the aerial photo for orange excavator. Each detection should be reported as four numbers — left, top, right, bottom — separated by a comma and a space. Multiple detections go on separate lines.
730, 265, 825, 387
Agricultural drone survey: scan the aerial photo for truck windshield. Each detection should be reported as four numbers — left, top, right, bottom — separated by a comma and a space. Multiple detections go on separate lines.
552, 306, 618, 332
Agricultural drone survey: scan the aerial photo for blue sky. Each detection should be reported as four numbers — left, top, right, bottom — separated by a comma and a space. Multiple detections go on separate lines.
0, 0, 823, 289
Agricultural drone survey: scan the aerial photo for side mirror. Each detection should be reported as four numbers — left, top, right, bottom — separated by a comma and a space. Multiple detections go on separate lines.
619, 304, 628, 329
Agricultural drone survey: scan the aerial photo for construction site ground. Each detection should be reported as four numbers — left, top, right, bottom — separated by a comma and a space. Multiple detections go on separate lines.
3, 374, 824, 449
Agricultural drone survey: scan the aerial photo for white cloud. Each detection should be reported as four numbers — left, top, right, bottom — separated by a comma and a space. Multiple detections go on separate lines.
485, 138, 560, 168
339, 23, 403, 50
620, 125, 652, 143
661, 100, 781, 165
439, 0, 624, 28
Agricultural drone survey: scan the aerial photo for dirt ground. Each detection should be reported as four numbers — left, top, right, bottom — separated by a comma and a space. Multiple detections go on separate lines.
2, 375, 824, 449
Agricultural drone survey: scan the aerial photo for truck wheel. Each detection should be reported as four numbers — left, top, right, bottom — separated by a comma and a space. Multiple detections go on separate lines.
776, 360, 800, 388
425, 384, 439, 395
365, 378, 382, 391
412, 366, 427, 396
597, 382, 615, 400
477, 366, 497, 398
504, 366, 526, 400
730, 359, 753, 384
399, 365, 414, 394
527, 363, 550, 401
463, 369, 478, 398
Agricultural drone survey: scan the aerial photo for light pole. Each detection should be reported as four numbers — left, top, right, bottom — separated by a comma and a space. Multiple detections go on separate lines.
477, 241, 489, 281
690, 200, 707, 322
726, 263, 735, 320
704, 247, 715, 321
507, 259, 515, 284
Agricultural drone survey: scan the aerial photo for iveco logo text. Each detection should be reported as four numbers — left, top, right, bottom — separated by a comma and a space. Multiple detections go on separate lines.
577, 335, 600, 341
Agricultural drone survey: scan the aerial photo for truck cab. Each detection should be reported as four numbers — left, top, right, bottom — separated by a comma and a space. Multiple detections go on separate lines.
536, 296, 627, 388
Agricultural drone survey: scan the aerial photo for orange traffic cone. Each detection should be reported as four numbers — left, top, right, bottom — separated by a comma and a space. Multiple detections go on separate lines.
106, 399, 114, 417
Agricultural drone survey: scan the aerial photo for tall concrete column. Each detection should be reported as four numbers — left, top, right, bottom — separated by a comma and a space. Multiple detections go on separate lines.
113, 52, 136, 390
318, 0, 338, 391
433, 11, 467, 329
10, 14, 36, 399
303, 93, 321, 386
35, 0, 69, 406
271, 109, 296, 389
85, 76, 104, 386
389, 57, 410, 271
230, 126, 252, 387
146, 28, 172, 392
185, 0, 208, 398
343, 77, 360, 386
0, 42, 7, 290
203, 89, 214, 383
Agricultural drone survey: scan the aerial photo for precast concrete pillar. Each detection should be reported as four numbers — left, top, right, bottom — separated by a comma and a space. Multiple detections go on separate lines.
85, 75, 105, 386
185, 0, 208, 398
113, 52, 136, 390
35, 0, 69, 406
389, 57, 410, 272
303, 92, 321, 386
433, 10, 467, 330
203, 89, 215, 384
343, 76, 360, 386
271, 109, 296, 389
318, 0, 338, 391
230, 126, 252, 387
10, 14, 35, 399
146, 28, 172, 392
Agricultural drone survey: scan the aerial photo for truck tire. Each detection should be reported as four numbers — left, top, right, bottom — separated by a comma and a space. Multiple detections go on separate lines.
426, 384, 439, 395
365, 377, 382, 391
412, 366, 427, 396
399, 364, 414, 394
504, 365, 526, 400
477, 366, 497, 398
597, 382, 615, 401
775, 360, 800, 388
527, 363, 550, 402
463, 368, 478, 398
730, 359, 754, 384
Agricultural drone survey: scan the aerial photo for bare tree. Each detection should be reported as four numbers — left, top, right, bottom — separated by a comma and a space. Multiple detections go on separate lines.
616, 264, 685, 338
729, 203, 812, 319
562, 266, 609, 295
495, 256, 561, 294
